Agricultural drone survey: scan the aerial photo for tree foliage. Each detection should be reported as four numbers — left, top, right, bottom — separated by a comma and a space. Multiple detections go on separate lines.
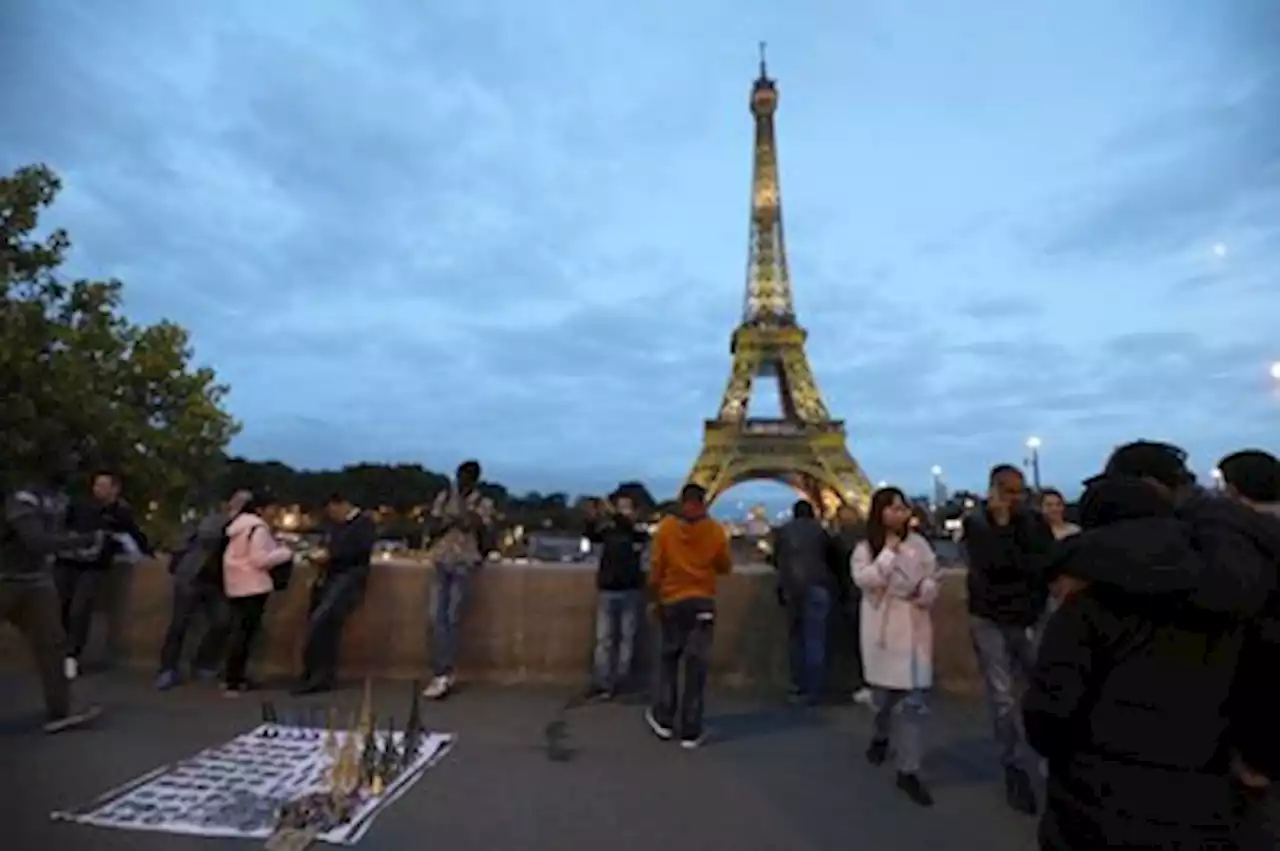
1, 164, 239, 515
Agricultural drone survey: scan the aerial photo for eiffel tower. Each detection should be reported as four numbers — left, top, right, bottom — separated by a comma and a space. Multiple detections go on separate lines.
684, 47, 874, 515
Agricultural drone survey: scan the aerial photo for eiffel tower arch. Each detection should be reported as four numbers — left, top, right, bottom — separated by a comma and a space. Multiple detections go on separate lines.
684, 48, 874, 516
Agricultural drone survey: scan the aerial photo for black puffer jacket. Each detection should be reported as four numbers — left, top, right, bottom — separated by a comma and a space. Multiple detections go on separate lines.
1027, 477, 1254, 850
962, 507, 1055, 627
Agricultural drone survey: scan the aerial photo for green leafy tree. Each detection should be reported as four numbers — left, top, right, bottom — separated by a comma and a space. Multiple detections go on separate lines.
1, 164, 239, 523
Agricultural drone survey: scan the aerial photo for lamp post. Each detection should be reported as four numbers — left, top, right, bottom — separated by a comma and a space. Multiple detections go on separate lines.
1210, 467, 1224, 490
1025, 436, 1042, 492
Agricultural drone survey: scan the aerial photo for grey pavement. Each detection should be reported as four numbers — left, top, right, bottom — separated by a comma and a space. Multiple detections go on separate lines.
0, 672, 1036, 851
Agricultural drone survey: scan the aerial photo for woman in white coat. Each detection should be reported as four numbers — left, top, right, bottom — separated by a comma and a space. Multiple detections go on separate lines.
851, 486, 940, 807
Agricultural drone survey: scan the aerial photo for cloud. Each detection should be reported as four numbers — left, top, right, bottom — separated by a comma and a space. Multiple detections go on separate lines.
1035, 3, 1280, 261
3, 0, 1277, 499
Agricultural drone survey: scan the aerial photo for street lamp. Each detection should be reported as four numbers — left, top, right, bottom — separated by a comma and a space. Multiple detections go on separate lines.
1025, 436, 1042, 492
1210, 467, 1224, 490
1270, 361, 1280, 381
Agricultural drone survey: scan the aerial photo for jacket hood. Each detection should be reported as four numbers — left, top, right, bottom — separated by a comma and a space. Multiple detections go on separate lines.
226, 512, 267, 536
1049, 476, 1203, 595
1178, 495, 1280, 566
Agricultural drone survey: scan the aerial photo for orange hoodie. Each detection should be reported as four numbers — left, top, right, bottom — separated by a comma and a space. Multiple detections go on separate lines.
649, 514, 732, 604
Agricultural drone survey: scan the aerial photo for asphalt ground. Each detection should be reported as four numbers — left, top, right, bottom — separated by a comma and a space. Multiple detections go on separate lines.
0, 671, 1037, 850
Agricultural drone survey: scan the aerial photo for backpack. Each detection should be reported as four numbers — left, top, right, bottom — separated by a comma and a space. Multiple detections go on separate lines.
195, 524, 232, 584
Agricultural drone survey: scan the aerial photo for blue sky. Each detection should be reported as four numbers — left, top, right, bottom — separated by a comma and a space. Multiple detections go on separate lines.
3, 1, 1277, 503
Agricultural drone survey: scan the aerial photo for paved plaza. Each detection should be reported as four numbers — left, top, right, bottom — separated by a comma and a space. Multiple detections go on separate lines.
1, 673, 1037, 851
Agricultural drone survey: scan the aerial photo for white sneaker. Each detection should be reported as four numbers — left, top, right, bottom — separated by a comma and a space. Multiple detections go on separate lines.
644, 708, 673, 740
680, 733, 707, 750
63, 657, 78, 680
852, 687, 873, 706
423, 675, 452, 700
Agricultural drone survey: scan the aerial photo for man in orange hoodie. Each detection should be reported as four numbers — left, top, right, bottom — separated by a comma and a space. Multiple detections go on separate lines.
644, 483, 732, 748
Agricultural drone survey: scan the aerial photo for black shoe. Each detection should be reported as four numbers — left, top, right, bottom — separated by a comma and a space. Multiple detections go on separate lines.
1004, 765, 1038, 815
865, 737, 889, 766
896, 772, 934, 807
290, 679, 333, 697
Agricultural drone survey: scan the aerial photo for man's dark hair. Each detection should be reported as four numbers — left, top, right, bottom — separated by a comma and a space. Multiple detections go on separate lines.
91, 469, 121, 485
243, 487, 279, 514
989, 463, 1023, 483
1102, 440, 1194, 489
793, 500, 816, 519
457, 460, 482, 480
1219, 449, 1280, 503
325, 492, 350, 506
679, 483, 707, 504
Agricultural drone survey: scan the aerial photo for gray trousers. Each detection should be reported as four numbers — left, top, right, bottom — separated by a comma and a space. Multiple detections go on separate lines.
0, 581, 72, 719
872, 688, 928, 773
970, 615, 1037, 769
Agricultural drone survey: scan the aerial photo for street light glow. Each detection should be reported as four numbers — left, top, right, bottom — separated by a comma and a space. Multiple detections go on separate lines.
930, 465, 943, 477
1026, 435, 1042, 450
1270, 361, 1280, 381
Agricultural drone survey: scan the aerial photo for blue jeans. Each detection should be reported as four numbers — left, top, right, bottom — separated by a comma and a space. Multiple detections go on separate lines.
970, 616, 1037, 768
593, 589, 640, 690
786, 585, 832, 697
872, 688, 929, 773
432, 562, 473, 676
653, 597, 715, 740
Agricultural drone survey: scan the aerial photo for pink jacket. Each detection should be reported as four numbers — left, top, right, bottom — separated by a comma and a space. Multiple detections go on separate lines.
222, 512, 293, 598
851, 533, 939, 690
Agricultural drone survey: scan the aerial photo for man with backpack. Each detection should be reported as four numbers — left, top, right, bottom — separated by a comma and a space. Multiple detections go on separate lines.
154, 488, 250, 690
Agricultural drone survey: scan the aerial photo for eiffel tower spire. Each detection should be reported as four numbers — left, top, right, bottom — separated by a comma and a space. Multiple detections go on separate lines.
743, 43, 795, 326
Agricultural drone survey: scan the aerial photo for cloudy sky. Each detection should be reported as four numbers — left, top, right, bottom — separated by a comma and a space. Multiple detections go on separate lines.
3, 1, 1277, 502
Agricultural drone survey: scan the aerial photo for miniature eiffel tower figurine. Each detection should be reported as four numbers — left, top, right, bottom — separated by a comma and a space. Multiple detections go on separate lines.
378, 716, 400, 784
323, 708, 338, 756
402, 681, 423, 766
359, 714, 380, 788
357, 679, 374, 742
262, 701, 279, 725
331, 712, 361, 796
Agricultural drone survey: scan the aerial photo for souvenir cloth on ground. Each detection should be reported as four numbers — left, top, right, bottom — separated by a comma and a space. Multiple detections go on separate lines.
51, 724, 455, 845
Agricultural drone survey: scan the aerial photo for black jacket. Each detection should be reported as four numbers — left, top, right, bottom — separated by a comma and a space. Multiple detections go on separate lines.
1, 485, 95, 584
57, 498, 152, 571
1214, 504, 1280, 781
828, 525, 864, 603
585, 516, 647, 591
962, 507, 1055, 626
772, 517, 836, 595
1025, 478, 1250, 849
324, 510, 377, 577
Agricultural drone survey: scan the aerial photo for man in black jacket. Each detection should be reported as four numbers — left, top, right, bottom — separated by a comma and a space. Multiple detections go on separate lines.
1025, 441, 1274, 849
293, 493, 377, 695
583, 492, 648, 699
772, 500, 836, 705
1, 446, 103, 732
1216, 449, 1280, 848
963, 463, 1055, 815
827, 504, 869, 704
54, 470, 152, 679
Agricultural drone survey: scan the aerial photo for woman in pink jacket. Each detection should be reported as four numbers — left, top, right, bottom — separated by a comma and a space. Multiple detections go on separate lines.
851, 486, 940, 807
221, 490, 294, 695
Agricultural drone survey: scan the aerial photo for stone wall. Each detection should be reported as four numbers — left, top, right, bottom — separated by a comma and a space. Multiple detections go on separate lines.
0, 559, 982, 695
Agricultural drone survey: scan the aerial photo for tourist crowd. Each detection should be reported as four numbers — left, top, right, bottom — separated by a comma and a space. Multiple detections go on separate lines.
3, 442, 1280, 849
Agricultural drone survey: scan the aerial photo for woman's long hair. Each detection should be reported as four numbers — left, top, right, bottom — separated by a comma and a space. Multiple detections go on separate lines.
866, 486, 909, 558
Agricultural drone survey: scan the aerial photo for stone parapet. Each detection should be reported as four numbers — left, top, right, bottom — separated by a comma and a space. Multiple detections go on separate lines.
0, 559, 982, 695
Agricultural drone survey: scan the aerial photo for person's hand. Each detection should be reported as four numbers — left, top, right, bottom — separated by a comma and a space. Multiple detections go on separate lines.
1234, 755, 1271, 789
1051, 575, 1088, 601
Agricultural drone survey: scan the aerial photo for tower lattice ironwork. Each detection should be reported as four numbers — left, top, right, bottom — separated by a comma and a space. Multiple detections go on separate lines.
684, 47, 874, 514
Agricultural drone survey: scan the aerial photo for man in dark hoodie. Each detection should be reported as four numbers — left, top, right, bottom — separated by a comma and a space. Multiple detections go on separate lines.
155, 487, 251, 690
644, 483, 732, 749
772, 499, 836, 705
1, 445, 104, 732
963, 462, 1056, 815
1216, 449, 1280, 849
583, 492, 648, 700
1025, 441, 1275, 850
293, 493, 377, 695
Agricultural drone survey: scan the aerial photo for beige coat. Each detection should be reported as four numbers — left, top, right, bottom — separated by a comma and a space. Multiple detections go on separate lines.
851, 533, 939, 690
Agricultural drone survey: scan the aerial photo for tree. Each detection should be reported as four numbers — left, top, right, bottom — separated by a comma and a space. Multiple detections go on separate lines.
1, 164, 239, 521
